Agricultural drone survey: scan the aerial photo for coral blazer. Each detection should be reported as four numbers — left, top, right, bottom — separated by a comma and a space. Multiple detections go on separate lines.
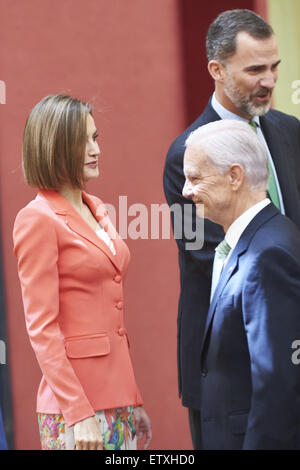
13, 189, 143, 427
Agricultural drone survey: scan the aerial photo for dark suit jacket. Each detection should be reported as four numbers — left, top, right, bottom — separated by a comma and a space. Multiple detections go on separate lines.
0, 406, 7, 450
163, 98, 300, 409
199, 204, 300, 449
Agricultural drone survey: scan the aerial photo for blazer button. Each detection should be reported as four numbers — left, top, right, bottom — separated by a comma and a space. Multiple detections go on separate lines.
201, 368, 208, 377
114, 275, 122, 283
116, 301, 123, 310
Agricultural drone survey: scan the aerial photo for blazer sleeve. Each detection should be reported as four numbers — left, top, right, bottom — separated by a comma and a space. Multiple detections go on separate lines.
13, 205, 95, 427
242, 246, 300, 449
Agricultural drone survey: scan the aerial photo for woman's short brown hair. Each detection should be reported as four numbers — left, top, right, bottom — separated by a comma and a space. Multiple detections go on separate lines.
22, 94, 92, 190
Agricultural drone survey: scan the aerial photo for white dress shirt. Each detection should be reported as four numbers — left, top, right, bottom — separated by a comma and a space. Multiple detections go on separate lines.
224, 198, 271, 266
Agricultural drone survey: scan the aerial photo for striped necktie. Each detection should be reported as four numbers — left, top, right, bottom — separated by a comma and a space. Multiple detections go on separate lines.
210, 239, 231, 301
248, 120, 281, 210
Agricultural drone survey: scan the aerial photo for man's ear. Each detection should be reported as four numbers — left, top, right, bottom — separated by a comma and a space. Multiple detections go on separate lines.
208, 60, 226, 82
229, 164, 244, 190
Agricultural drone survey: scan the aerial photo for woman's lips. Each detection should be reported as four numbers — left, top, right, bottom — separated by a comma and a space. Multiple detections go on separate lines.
85, 161, 98, 168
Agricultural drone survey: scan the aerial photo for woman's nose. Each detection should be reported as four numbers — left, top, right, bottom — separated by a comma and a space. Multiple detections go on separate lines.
90, 141, 101, 156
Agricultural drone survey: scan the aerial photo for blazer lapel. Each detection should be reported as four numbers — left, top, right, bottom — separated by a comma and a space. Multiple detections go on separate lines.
81, 192, 126, 272
37, 189, 123, 272
200, 203, 280, 358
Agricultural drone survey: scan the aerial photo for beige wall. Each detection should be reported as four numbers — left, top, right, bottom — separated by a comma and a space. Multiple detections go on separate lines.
269, 0, 300, 119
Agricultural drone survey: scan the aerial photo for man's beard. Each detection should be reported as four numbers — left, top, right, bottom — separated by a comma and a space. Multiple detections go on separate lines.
224, 73, 272, 117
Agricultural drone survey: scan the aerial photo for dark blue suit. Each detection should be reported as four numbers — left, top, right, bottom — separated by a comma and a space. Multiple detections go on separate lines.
0, 406, 7, 450
200, 204, 300, 449
163, 99, 300, 413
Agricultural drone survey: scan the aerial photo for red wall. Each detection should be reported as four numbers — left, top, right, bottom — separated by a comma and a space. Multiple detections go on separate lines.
0, 0, 256, 449
0, 0, 187, 450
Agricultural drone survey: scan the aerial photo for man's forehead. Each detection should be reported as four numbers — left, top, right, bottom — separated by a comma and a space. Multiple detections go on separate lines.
230, 31, 279, 64
184, 147, 210, 173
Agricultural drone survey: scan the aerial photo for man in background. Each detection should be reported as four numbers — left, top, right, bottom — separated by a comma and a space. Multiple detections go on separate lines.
163, 9, 300, 448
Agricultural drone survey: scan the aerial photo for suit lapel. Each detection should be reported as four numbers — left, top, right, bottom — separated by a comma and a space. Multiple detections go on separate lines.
199, 98, 222, 125
202, 252, 239, 348
260, 113, 300, 221
201, 204, 280, 357
37, 189, 123, 272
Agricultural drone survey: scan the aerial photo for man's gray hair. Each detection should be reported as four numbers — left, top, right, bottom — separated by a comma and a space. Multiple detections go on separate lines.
206, 9, 274, 63
185, 120, 269, 190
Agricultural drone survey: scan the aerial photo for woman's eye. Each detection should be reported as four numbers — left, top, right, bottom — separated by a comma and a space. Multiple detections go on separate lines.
87, 133, 99, 142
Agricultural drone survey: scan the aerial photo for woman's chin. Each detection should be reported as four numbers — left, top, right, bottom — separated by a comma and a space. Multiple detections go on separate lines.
83, 170, 100, 181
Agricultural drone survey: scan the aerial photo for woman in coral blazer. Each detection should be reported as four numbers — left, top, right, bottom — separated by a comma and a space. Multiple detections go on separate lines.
13, 94, 151, 450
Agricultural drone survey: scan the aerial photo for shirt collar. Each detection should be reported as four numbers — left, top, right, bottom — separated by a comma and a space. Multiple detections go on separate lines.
211, 92, 260, 126
225, 198, 271, 253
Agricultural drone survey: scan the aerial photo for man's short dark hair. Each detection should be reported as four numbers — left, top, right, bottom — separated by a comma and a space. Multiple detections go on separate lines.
206, 9, 274, 62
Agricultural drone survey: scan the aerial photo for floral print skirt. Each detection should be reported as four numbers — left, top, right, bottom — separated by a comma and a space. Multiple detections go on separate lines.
38, 406, 136, 450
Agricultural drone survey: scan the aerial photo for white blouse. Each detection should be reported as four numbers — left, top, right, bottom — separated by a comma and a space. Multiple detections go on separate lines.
95, 224, 116, 256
